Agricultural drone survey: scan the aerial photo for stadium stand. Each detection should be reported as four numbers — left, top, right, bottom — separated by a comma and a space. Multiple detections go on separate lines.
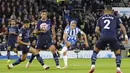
0, 0, 130, 52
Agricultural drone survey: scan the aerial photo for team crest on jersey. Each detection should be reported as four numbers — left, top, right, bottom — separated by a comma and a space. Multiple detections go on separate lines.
40, 23, 48, 32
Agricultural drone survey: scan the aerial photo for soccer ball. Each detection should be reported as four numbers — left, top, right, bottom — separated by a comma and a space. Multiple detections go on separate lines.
40, 23, 48, 32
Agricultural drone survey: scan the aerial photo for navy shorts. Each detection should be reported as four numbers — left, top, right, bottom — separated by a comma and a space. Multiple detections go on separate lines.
96, 37, 120, 51
36, 35, 53, 50
20, 45, 29, 54
7, 39, 17, 49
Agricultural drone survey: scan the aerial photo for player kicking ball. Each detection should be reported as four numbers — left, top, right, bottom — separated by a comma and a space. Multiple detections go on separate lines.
60, 20, 88, 69
25, 10, 61, 69
88, 5, 128, 73
7, 20, 49, 70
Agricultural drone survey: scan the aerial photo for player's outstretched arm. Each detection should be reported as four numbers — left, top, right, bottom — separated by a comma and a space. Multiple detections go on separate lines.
120, 24, 128, 44
81, 31, 89, 47
95, 26, 100, 37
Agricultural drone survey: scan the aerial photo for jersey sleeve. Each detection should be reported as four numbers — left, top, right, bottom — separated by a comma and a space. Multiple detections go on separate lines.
18, 29, 23, 38
64, 26, 69, 34
77, 27, 83, 34
16, 27, 19, 34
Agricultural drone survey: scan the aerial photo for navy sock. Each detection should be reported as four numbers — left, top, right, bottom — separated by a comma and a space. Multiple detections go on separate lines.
7, 50, 10, 59
12, 58, 23, 66
36, 54, 44, 66
91, 51, 98, 65
29, 54, 35, 63
116, 54, 121, 67
53, 53, 59, 66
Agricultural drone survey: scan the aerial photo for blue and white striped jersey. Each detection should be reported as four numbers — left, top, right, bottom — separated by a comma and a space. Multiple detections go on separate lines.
64, 26, 83, 41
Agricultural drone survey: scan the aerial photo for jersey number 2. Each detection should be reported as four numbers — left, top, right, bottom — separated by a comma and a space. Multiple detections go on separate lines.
104, 20, 110, 29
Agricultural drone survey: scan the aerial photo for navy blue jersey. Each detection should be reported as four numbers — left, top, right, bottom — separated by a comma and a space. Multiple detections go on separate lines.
97, 14, 122, 39
19, 28, 30, 43
7, 26, 19, 40
36, 19, 52, 36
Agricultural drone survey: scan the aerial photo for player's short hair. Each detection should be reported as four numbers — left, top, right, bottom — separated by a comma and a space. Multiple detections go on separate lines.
105, 5, 112, 11
70, 20, 77, 25
40, 10, 48, 14
23, 19, 30, 24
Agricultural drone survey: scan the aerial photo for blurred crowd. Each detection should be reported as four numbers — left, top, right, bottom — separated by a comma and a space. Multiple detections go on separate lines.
0, 0, 129, 51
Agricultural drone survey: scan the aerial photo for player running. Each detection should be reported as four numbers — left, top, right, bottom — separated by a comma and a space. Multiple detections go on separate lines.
6, 19, 20, 63
7, 20, 49, 70
26, 10, 61, 69
88, 5, 128, 73
60, 20, 88, 69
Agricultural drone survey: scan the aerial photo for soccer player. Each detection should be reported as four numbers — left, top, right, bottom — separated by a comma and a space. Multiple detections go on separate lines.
60, 20, 88, 69
7, 20, 49, 70
26, 10, 61, 69
6, 19, 20, 63
88, 5, 128, 73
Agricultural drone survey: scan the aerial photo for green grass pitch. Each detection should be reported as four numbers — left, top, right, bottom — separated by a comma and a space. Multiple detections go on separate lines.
0, 58, 129, 73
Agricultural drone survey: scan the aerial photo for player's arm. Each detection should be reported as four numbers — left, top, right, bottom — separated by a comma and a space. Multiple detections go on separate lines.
120, 24, 127, 36
81, 31, 89, 47
9, 32, 18, 35
95, 18, 100, 36
17, 34, 30, 46
119, 24, 128, 44
95, 26, 100, 36
15, 27, 19, 35
118, 18, 128, 44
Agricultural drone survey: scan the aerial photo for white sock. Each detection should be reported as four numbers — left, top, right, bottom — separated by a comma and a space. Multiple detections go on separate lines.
91, 65, 95, 68
61, 46, 67, 55
63, 55, 68, 66
117, 67, 120, 70
9, 64, 14, 68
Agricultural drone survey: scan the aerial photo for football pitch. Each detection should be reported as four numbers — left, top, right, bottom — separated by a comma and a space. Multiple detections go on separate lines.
0, 58, 129, 73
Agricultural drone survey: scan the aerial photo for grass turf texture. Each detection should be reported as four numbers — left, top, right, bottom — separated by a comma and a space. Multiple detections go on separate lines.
0, 58, 129, 73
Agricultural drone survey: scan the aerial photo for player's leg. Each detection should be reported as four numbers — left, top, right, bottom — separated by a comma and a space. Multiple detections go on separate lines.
7, 53, 27, 69
110, 40, 122, 73
7, 45, 29, 69
29, 47, 49, 70
61, 41, 71, 69
25, 51, 38, 68
62, 50, 68, 69
48, 44, 61, 69
89, 40, 105, 73
27, 49, 40, 65
7, 40, 14, 62
115, 49, 122, 73
89, 46, 100, 73
26, 39, 42, 67
13, 43, 20, 57
7, 46, 11, 62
